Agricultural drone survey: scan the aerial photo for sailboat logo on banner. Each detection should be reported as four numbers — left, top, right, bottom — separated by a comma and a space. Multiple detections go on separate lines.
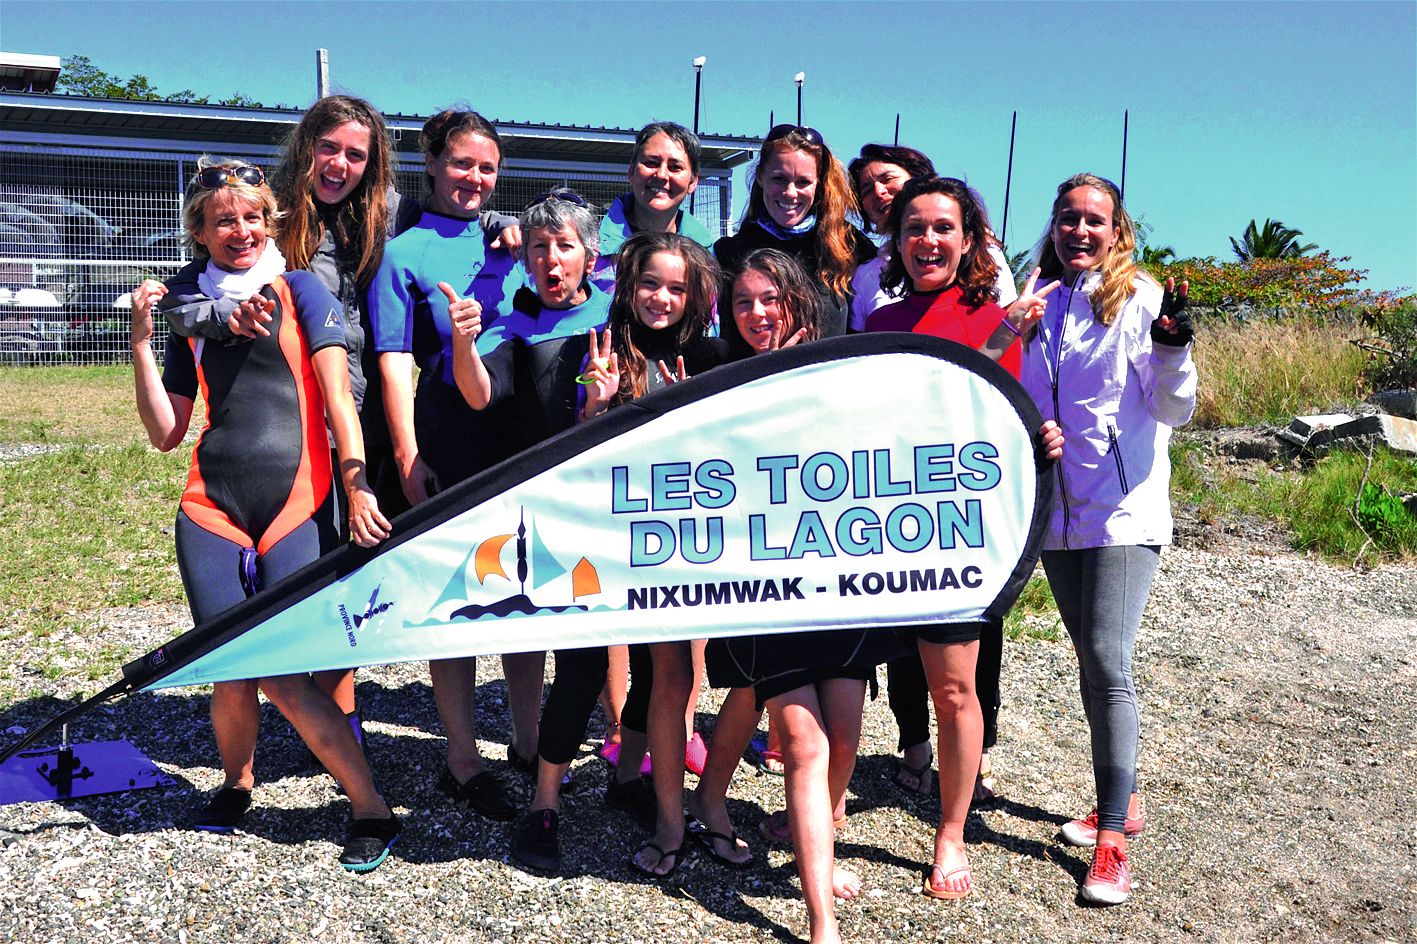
428, 508, 603, 623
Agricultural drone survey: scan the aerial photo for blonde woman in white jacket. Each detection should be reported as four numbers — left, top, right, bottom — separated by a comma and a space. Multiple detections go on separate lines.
984, 173, 1195, 906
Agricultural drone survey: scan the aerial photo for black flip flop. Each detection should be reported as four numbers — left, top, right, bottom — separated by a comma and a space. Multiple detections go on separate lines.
629, 841, 685, 879
686, 816, 754, 869
892, 755, 934, 797
436, 767, 516, 821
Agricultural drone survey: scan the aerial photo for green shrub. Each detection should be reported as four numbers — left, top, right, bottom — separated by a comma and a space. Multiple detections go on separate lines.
1161, 252, 1386, 313
1358, 299, 1417, 391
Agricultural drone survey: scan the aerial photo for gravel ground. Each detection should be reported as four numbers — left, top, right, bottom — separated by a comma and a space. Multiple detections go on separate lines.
1, 534, 1414, 944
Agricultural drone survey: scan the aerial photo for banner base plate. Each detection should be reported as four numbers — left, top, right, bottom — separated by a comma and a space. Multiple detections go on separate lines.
0, 740, 175, 806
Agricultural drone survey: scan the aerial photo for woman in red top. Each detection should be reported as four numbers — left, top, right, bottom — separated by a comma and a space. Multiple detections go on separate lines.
866, 175, 1059, 900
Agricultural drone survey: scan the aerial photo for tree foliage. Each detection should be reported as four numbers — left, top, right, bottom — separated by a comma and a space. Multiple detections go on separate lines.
1230, 218, 1318, 261
1162, 251, 1394, 313
57, 55, 274, 108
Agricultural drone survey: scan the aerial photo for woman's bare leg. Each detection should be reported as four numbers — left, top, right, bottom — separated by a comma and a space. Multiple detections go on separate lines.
502, 650, 545, 763
210, 679, 261, 791
429, 657, 485, 780
768, 684, 841, 944
919, 638, 981, 893
632, 641, 695, 875
260, 674, 390, 820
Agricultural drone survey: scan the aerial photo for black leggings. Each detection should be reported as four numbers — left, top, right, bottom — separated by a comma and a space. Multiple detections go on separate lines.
536, 646, 610, 765
887, 618, 1003, 753
619, 644, 653, 734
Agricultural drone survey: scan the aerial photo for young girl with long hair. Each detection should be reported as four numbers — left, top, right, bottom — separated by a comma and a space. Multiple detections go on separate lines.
156, 96, 410, 768
686, 248, 896, 944
579, 231, 729, 876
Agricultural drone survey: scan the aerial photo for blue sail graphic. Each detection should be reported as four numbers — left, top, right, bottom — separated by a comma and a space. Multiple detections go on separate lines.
530, 514, 567, 589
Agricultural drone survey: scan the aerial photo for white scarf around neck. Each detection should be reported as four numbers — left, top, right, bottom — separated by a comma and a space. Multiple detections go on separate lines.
197, 239, 288, 302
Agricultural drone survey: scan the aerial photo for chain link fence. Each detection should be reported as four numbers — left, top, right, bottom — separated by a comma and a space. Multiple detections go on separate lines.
0, 145, 730, 366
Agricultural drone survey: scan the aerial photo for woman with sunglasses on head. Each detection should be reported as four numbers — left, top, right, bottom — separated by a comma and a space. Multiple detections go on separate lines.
366, 108, 543, 824
847, 147, 1018, 806
977, 173, 1194, 905
448, 189, 616, 872
129, 158, 398, 872
865, 175, 1064, 902
714, 125, 875, 343
588, 121, 716, 779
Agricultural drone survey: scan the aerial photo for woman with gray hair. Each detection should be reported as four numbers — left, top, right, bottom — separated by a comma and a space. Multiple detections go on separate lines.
449, 189, 613, 872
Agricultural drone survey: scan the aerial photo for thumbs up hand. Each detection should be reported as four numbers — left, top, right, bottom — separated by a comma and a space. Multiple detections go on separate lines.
440, 282, 483, 340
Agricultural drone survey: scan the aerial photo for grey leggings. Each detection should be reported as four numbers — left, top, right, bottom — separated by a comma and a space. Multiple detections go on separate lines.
1041, 545, 1160, 834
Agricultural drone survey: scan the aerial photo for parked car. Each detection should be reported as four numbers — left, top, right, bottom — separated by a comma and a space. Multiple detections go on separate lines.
0, 287, 64, 363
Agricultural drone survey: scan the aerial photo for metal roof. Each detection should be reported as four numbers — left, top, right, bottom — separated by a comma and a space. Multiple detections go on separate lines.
0, 91, 761, 171
0, 54, 60, 94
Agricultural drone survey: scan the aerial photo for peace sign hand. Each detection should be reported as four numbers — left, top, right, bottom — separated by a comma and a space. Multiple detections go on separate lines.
1151, 278, 1193, 347
775, 326, 809, 350
1004, 268, 1061, 333
580, 326, 620, 419
441, 282, 482, 340
656, 356, 689, 386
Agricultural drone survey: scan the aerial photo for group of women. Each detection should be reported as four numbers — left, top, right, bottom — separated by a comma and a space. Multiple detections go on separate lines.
129, 93, 1196, 942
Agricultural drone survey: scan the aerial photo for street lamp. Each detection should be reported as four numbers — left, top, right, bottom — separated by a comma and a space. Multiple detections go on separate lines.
691, 56, 706, 214
692, 56, 706, 134
794, 72, 805, 125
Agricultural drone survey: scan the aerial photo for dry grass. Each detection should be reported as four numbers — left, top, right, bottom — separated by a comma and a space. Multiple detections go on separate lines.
1192, 316, 1367, 428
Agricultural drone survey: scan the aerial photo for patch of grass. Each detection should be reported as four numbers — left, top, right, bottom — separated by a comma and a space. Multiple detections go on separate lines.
1004, 574, 1062, 641
1171, 440, 1417, 561
1192, 316, 1366, 428
1289, 450, 1417, 561
0, 365, 145, 445
0, 443, 190, 666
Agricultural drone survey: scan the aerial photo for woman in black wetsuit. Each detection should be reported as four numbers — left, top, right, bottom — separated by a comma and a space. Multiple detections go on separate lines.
580, 231, 729, 877
713, 125, 875, 342
130, 159, 397, 871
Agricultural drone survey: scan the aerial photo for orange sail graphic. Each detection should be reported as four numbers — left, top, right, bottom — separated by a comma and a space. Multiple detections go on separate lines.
571, 558, 600, 599
474, 534, 514, 584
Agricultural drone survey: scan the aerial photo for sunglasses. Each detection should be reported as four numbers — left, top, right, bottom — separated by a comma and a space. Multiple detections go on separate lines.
196, 165, 266, 190
765, 124, 824, 147
1096, 175, 1123, 198
524, 189, 589, 210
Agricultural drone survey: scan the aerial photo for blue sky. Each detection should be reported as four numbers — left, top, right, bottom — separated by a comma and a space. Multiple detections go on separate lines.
4, 0, 1413, 292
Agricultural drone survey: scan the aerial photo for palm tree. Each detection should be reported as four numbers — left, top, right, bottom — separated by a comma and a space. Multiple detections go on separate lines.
1230, 219, 1318, 261
1003, 245, 1032, 293
1138, 243, 1176, 268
